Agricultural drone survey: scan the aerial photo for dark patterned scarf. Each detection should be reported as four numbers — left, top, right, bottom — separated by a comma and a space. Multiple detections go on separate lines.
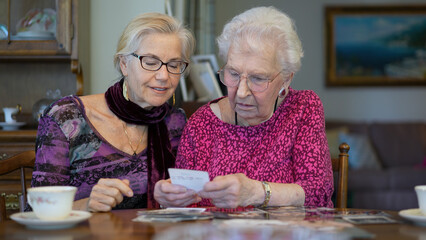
105, 78, 174, 208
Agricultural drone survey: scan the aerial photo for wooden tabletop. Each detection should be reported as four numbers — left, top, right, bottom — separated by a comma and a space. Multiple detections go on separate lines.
0, 208, 425, 240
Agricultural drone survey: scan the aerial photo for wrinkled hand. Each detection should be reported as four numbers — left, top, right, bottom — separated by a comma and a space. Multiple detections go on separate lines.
199, 173, 257, 208
154, 179, 201, 207
87, 178, 133, 212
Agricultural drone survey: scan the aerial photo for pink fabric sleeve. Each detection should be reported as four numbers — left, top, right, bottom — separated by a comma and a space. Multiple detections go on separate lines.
292, 93, 333, 207
175, 123, 197, 170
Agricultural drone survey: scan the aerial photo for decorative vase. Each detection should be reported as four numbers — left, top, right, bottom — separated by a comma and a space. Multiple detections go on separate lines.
32, 89, 61, 122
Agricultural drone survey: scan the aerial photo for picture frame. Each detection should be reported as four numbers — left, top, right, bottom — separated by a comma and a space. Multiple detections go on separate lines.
189, 62, 223, 102
179, 54, 220, 102
191, 54, 220, 72
325, 5, 426, 86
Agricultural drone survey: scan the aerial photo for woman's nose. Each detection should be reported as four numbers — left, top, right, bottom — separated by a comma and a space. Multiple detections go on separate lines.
236, 76, 251, 97
155, 65, 169, 80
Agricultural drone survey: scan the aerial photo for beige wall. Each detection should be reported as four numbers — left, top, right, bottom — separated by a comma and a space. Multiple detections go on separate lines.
215, 0, 426, 121
82, 0, 426, 121
82, 0, 165, 94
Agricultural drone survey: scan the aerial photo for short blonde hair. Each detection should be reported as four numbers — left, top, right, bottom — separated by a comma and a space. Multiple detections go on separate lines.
217, 6, 303, 74
114, 12, 195, 77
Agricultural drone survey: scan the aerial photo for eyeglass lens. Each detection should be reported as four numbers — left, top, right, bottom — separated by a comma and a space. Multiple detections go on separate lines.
132, 53, 187, 74
219, 68, 274, 92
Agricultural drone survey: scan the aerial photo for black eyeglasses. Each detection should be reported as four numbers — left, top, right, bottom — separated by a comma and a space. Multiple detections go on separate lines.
131, 53, 188, 74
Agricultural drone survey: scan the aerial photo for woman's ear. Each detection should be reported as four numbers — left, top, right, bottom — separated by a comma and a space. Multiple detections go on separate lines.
279, 73, 294, 98
119, 56, 129, 77
282, 72, 294, 89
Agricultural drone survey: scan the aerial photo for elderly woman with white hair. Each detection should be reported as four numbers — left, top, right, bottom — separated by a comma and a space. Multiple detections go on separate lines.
155, 6, 333, 208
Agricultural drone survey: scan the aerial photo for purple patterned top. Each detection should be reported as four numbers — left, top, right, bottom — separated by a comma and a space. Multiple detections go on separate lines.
176, 88, 333, 207
31, 96, 186, 209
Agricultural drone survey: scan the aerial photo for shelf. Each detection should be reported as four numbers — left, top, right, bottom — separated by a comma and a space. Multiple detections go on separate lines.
0, 0, 83, 118
0, 55, 72, 62
0, 130, 37, 143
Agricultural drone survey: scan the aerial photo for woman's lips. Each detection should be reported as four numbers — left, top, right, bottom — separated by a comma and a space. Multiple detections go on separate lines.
236, 103, 255, 110
151, 87, 168, 93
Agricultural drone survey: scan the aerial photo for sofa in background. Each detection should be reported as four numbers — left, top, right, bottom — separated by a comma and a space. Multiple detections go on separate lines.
326, 121, 426, 211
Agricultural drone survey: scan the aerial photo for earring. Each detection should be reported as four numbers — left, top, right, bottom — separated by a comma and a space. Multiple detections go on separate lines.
279, 87, 288, 98
172, 93, 175, 106
278, 87, 285, 97
123, 82, 130, 101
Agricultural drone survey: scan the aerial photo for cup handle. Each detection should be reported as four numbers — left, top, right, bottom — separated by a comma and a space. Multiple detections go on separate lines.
27, 194, 33, 208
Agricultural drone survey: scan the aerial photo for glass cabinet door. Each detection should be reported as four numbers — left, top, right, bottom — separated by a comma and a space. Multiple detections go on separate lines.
0, 0, 73, 56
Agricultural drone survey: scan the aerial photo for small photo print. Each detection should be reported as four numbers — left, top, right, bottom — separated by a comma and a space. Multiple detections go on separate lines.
342, 215, 399, 224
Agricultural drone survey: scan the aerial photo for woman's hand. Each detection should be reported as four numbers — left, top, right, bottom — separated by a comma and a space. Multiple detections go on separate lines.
87, 178, 134, 212
198, 173, 262, 208
154, 179, 201, 207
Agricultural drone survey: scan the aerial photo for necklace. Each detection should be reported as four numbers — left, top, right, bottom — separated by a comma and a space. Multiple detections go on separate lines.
235, 97, 278, 126
122, 122, 146, 156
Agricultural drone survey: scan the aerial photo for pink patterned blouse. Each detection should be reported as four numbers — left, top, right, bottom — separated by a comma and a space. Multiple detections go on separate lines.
176, 88, 333, 207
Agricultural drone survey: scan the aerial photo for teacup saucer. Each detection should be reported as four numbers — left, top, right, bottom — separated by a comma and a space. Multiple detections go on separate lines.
10, 210, 91, 230
399, 208, 426, 226
0, 122, 26, 131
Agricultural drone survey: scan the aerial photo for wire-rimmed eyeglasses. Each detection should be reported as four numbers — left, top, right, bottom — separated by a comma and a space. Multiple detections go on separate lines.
131, 53, 188, 74
217, 66, 282, 93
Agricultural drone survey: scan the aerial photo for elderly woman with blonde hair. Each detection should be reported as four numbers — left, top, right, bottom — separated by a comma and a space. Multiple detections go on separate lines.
155, 6, 333, 208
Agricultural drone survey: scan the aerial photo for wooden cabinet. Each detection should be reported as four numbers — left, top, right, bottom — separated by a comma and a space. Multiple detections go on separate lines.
0, 0, 75, 57
0, 0, 83, 127
0, 130, 36, 216
0, 130, 36, 159
0, 0, 85, 217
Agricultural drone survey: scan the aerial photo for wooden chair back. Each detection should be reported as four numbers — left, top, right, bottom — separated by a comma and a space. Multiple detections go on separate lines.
331, 143, 350, 209
0, 150, 35, 221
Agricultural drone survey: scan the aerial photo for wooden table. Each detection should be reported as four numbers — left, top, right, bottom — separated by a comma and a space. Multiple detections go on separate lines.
0, 208, 425, 240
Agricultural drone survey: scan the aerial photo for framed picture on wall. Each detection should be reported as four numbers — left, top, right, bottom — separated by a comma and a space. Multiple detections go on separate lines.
325, 5, 426, 86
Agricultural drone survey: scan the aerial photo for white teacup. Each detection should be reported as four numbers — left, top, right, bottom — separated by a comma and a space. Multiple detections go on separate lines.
27, 186, 77, 221
3, 104, 21, 123
415, 185, 426, 215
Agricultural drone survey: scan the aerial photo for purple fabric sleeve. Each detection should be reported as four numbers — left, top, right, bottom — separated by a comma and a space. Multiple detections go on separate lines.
33, 115, 71, 185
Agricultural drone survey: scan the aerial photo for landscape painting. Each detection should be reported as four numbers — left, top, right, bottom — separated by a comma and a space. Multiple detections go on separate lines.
326, 6, 426, 86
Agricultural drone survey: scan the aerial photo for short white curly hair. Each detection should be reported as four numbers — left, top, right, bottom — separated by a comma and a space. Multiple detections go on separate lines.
217, 6, 304, 74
